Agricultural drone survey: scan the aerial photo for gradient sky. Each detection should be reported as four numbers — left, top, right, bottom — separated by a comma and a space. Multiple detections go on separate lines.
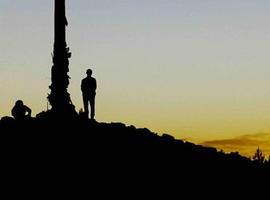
1, 0, 270, 155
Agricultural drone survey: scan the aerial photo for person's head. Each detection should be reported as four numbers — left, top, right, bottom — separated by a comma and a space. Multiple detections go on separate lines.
15, 100, 24, 107
86, 69, 93, 77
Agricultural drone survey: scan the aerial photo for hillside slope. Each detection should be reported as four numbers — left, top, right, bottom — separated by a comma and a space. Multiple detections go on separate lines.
0, 114, 269, 193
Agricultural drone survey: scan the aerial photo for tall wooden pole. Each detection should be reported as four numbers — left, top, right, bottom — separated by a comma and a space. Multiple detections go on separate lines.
48, 0, 74, 115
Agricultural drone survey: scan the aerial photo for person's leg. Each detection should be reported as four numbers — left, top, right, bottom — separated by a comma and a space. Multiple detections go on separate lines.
90, 96, 95, 120
83, 95, 89, 118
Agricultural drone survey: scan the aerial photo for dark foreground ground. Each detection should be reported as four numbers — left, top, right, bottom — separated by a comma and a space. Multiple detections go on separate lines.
0, 113, 269, 196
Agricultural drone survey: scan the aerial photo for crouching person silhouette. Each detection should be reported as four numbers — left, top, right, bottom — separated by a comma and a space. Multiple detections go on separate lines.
12, 100, 32, 120
81, 69, 97, 120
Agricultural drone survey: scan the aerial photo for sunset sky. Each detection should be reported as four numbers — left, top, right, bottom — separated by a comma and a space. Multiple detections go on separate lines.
1, 0, 270, 157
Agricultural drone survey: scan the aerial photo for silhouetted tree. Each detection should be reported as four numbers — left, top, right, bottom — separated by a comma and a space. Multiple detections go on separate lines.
252, 147, 265, 164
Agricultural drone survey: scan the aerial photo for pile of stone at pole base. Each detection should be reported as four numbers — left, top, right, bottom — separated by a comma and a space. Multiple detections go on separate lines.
36, 105, 78, 122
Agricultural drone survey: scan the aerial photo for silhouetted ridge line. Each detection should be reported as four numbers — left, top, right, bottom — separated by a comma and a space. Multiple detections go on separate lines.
0, 115, 269, 182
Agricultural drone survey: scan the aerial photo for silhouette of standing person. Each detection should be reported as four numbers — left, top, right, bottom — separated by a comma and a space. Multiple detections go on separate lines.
12, 100, 32, 120
81, 69, 97, 119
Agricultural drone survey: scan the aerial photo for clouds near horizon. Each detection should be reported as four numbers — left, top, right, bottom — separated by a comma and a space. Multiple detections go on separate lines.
202, 133, 270, 157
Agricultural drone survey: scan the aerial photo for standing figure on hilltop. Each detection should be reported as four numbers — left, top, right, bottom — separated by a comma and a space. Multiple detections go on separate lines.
12, 100, 32, 120
81, 69, 97, 120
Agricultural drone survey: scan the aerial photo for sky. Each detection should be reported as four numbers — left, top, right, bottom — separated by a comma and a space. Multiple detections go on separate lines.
1, 0, 270, 156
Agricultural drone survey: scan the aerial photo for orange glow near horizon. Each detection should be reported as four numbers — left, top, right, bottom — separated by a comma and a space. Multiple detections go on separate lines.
1, 0, 270, 158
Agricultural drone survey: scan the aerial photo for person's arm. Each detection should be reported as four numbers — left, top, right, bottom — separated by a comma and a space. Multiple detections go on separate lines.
25, 106, 32, 117
11, 107, 15, 118
94, 79, 97, 90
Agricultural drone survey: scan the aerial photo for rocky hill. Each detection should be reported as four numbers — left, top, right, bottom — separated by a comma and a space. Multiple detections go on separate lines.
0, 114, 269, 194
